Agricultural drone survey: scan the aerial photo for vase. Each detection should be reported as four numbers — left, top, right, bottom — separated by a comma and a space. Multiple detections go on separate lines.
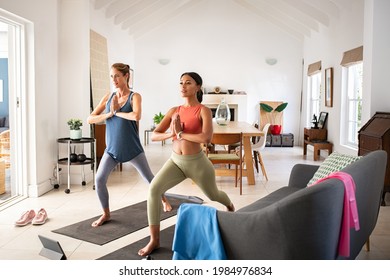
270, 125, 282, 135
215, 98, 231, 126
70, 129, 82, 140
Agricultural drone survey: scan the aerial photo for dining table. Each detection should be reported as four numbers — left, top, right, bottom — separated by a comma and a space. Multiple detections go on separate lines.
212, 121, 264, 185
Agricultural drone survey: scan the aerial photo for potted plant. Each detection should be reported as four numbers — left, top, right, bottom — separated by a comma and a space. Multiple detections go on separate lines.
67, 118, 83, 140
260, 102, 288, 135
153, 112, 165, 129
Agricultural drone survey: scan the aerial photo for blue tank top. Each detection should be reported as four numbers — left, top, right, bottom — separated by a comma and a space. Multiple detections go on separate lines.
105, 91, 144, 162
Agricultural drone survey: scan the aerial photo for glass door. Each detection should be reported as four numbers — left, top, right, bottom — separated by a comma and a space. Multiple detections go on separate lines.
0, 14, 24, 206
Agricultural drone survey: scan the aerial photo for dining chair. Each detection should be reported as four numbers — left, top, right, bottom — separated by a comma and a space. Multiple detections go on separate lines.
206, 133, 243, 195
251, 123, 271, 181
227, 121, 260, 153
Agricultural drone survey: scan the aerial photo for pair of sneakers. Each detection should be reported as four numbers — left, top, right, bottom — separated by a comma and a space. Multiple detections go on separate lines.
15, 208, 48, 226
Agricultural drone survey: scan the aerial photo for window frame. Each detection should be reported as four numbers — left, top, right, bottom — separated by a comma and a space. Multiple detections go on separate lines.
341, 62, 363, 149
307, 72, 322, 127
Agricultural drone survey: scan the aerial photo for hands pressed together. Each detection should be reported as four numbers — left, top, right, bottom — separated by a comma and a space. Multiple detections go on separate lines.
110, 95, 121, 117
171, 113, 183, 138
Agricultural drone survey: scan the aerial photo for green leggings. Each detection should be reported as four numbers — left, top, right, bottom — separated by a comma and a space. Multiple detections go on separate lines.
147, 150, 232, 225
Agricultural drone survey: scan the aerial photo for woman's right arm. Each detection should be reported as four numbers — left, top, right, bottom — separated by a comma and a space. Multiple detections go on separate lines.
151, 107, 177, 142
87, 93, 114, 124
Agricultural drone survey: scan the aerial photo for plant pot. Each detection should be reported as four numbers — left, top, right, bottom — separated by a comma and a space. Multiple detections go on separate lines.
70, 129, 82, 140
270, 125, 282, 135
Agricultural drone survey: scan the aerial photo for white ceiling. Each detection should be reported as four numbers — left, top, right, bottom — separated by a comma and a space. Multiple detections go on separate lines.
92, 0, 349, 40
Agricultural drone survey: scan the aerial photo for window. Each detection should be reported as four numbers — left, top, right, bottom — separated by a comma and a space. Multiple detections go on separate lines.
340, 46, 363, 148
343, 63, 363, 147
307, 61, 322, 126
307, 72, 322, 125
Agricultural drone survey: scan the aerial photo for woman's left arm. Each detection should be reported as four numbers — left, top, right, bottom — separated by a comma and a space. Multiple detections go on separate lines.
114, 92, 142, 121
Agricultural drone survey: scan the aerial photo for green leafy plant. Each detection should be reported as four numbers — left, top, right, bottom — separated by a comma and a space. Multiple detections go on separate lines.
260, 102, 288, 124
153, 112, 165, 125
67, 118, 83, 130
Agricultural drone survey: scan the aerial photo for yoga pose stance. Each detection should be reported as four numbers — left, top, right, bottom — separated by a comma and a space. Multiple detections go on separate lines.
87, 63, 172, 227
138, 72, 235, 256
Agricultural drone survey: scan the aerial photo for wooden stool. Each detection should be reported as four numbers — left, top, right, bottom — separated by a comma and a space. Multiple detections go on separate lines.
303, 140, 333, 161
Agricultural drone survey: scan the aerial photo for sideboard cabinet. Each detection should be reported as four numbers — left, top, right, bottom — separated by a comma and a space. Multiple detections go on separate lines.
358, 112, 390, 206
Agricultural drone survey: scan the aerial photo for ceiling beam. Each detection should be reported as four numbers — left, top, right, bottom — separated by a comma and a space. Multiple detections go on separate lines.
263, 0, 320, 32
130, 0, 201, 39
248, 0, 315, 36
94, 0, 112, 10
303, 0, 340, 19
235, 0, 305, 41
120, 0, 174, 30
281, 0, 330, 27
105, 0, 144, 19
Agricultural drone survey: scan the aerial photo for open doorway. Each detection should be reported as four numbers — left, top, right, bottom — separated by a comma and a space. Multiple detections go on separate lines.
0, 12, 26, 207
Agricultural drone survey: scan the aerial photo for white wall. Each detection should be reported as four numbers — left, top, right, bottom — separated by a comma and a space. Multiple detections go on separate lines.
302, 0, 366, 154
364, 0, 390, 121
133, 0, 303, 139
89, 5, 135, 76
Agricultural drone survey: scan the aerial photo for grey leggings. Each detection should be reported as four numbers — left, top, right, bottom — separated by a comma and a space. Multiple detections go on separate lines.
147, 150, 232, 225
95, 151, 154, 209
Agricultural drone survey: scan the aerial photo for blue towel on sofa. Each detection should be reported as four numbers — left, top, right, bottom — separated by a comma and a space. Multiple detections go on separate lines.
172, 203, 227, 260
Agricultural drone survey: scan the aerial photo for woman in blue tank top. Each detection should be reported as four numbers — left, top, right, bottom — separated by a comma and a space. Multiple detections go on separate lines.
87, 63, 172, 227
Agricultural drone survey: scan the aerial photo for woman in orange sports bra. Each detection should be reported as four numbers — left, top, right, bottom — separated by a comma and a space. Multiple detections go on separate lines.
138, 72, 235, 257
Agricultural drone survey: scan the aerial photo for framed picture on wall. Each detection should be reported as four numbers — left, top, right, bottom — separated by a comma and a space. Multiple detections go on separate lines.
325, 67, 333, 107
130, 68, 134, 89
318, 112, 328, 129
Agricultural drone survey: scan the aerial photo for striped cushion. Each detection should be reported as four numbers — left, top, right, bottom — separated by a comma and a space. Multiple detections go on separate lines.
307, 152, 361, 186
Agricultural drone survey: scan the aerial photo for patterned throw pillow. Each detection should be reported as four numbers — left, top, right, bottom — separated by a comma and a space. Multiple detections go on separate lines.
307, 152, 362, 186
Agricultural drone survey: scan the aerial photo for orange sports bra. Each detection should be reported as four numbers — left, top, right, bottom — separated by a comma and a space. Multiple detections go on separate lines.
174, 104, 203, 137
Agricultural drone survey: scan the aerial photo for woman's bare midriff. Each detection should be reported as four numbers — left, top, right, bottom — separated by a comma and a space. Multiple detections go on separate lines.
172, 139, 202, 155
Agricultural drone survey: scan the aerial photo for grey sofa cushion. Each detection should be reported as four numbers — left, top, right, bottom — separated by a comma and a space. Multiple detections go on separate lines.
0, 116, 5, 127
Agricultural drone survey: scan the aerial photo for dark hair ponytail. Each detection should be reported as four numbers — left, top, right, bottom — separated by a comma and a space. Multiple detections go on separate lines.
196, 90, 203, 103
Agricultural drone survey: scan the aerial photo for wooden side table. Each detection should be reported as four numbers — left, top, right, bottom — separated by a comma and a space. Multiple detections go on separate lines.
304, 140, 333, 161
144, 129, 165, 146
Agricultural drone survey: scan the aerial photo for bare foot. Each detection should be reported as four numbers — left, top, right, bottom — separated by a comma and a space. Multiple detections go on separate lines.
227, 203, 235, 212
162, 199, 173, 212
162, 196, 173, 212
91, 213, 110, 227
138, 240, 160, 256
